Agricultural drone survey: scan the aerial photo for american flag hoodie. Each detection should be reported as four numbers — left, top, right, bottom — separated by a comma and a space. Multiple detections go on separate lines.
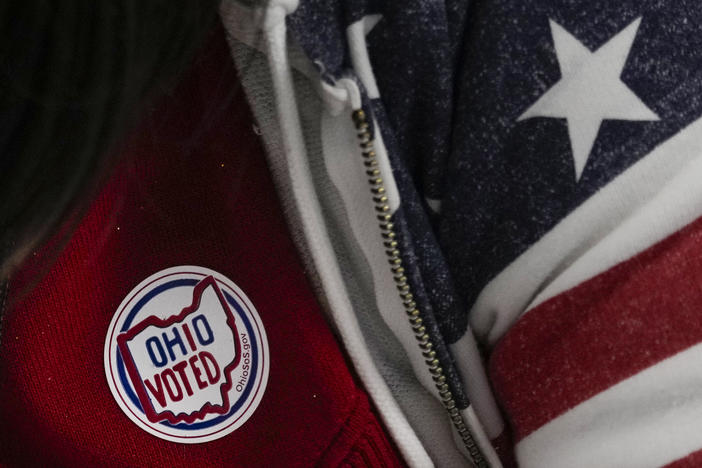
222, 0, 702, 466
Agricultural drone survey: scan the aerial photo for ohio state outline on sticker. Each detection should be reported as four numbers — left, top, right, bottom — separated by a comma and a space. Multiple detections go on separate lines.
104, 266, 269, 444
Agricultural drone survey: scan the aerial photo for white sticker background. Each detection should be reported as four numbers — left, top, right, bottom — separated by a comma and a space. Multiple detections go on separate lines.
104, 266, 269, 443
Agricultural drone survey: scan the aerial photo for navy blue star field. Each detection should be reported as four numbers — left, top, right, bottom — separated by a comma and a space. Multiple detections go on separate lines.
439, 1, 702, 315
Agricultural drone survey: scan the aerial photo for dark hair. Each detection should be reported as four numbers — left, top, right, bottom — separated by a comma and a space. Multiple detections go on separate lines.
0, 1, 220, 278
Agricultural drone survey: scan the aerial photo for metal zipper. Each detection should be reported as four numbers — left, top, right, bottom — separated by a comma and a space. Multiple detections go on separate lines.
351, 109, 488, 468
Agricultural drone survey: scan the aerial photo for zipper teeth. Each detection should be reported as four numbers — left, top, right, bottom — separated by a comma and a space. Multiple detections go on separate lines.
351, 109, 488, 468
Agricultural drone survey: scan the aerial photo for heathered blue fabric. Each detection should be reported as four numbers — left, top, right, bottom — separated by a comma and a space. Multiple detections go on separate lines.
372, 100, 470, 408
363, 1, 459, 200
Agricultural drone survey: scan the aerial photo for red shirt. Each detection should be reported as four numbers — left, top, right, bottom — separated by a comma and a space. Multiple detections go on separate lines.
0, 28, 403, 468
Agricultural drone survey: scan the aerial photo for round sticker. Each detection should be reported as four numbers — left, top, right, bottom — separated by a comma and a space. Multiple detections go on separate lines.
104, 266, 269, 443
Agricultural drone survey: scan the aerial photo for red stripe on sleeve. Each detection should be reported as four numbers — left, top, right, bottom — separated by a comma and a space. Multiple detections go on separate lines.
490, 214, 702, 440
664, 448, 702, 467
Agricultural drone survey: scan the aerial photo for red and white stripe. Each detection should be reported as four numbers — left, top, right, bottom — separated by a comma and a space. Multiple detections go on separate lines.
473, 113, 702, 466
490, 209, 702, 467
